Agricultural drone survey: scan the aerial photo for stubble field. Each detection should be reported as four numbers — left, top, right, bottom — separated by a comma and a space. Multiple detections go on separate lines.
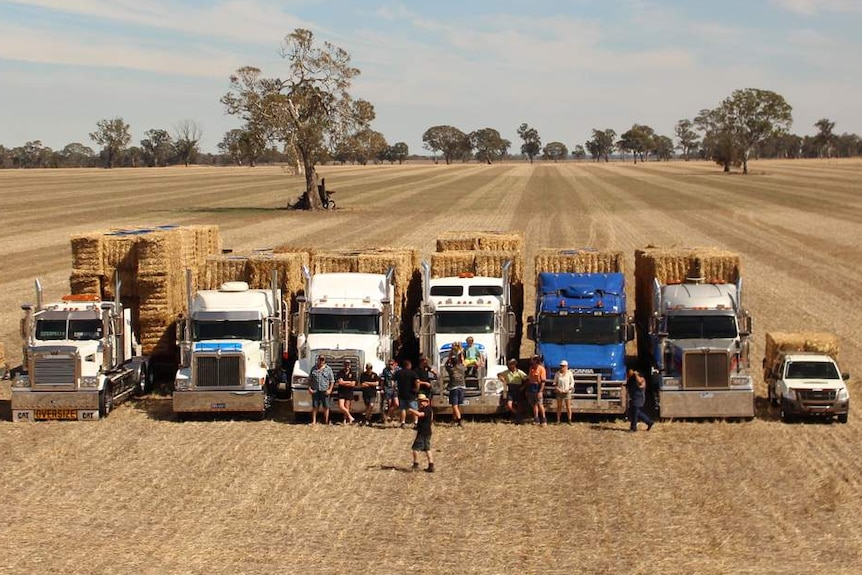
1, 159, 861, 574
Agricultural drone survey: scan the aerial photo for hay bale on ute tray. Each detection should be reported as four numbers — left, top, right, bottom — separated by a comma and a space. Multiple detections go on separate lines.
534, 248, 624, 275
634, 246, 741, 323
764, 332, 840, 367
435, 230, 524, 253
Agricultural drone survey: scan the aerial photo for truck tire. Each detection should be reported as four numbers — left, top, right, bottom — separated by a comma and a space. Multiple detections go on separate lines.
134, 363, 152, 396
768, 384, 779, 407
100, 384, 114, 418
838, 413, 849, 424
780, 400, 793, 423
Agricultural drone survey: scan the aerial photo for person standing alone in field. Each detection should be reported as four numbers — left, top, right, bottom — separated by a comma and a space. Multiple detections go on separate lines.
626, 368, 653, 432
554, 359, 575, 424
408, 393, 435, 472
308, 355, 334, 425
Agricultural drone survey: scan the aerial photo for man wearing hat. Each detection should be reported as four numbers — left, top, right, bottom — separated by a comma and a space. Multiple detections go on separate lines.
408, 393, 435, 472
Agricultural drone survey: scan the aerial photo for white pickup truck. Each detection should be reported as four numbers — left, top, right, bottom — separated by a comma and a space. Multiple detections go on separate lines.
766, 352, 850, 423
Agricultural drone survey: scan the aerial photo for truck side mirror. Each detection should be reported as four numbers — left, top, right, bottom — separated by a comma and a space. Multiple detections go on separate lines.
290, 312, 300, 336
506, 311, 517, 337
526, 324, 536, 341
625, 324, 635, 342
843, 372, 850, 381
526, 315, 535, 324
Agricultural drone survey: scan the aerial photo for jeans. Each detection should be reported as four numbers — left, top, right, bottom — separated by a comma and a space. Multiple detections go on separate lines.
628, 401, 653, 430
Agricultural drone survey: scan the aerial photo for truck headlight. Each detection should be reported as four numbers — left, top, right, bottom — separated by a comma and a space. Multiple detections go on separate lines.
293, 376, 309, 387
838, 387, 849, 402
730, 376, 749, 387
245, 377, 265, 387
785, 388, 797, 400
13, 374, 30, 387
175, 378, 190, 391
81, 376, 99, 388
483, 380, 503, 394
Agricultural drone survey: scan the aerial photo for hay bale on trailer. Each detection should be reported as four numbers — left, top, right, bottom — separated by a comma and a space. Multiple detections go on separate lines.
247, 251, 310, 305
765, 332, 840, 368
70, 233, 104, 274
69, 271, 102, 296
310, 249, 361, 274
534, 248, 624, 274
435, 230, 525, 253
204, 255, 249, 290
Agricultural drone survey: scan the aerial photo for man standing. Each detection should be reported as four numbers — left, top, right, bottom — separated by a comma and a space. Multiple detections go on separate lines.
527, 355, 548, 426
416, 356, 438, 401
395, 359, 422, 428
308, 355, 334, 425
626, 368, 654, 432
359, 362, 380, 426
408, 393, 435, 472
381, 359, 400, 424
498, 359, 528, 422
335, 360, 357, 425
445, 350, 467, 426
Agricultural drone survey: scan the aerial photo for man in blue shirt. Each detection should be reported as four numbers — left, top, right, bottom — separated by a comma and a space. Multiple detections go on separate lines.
308, 355, 334, 425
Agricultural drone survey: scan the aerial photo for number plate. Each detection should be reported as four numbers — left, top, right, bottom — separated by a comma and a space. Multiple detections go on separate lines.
211, 403, 227, 409
34, 408, 78, 420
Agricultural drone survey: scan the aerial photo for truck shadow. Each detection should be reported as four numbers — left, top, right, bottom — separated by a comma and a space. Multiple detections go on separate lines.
0, 399, 11, 422
129, 396, 297, 423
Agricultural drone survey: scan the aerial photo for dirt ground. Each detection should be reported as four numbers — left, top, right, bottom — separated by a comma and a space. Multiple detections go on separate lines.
1, 160, 861, 574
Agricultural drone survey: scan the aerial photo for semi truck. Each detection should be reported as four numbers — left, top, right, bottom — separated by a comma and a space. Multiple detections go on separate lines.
527, 272, 633, 415
12, 279, 150, 421
290, 268, 398, 418
413, 261, 517, 414
643, 278, 754, 418
764, 332, 849, 423
173, 271, 284, 418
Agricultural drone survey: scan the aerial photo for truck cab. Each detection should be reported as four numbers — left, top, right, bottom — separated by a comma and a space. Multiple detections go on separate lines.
174, 274, 284, 418
528, 272, 632, 415
414, 261, 516, 415
649, 279, 754, 418
766, 352, 850, 423
12, 280, 149, 421
291, 269, 397, 417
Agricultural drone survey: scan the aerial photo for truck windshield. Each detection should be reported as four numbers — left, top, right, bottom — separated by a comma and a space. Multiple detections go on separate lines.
36, 319, 103, 341
194, 320, 263, 341
786, 361, 840, 380
435, 311, 494, 334
538, 314, 621, 345
309, 313, 379, 335
667, 315, 737, 339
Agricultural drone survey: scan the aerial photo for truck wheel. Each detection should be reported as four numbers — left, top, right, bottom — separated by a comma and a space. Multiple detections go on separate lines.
838, 413, 849, 424
100, 385, 114, 418
780, 401, 793, 423
134, 364, 151, 396
768, 385, 778, 407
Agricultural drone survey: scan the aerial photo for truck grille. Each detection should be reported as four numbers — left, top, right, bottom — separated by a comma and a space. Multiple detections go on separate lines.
315, 351, 362, 376
798, 389, 837, 403
194, 355, 243, 387
32, 356, 78, 388
683, 350, 729, 389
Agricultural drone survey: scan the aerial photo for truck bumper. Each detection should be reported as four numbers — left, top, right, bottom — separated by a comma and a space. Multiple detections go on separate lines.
432, 391, 502, 415
173, 389, 265, 414
291, 388, 382, 414
658, 388, 754, 418
11, 390, 101, 422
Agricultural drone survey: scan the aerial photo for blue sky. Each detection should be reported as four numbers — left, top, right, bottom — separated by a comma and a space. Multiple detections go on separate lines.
1, 0, 860, 155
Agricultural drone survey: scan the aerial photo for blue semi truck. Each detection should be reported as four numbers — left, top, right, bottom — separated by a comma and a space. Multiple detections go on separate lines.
527, 272, 634, 415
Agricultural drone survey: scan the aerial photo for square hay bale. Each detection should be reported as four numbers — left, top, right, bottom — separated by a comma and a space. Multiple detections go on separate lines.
634, 246, 741, 323
473, 251, 524, 285
70, 233, 104, 274
205, 255, 250, 290
430, 251, 476, 279
357, 248, 420, 309
69, 271, 102, 296
102, 268, 139, 300
311, 250, 361, 274
765, 332, 840, 367
435, 231, 525, 252
436, 232, 479, 251
101, 232, 141, 271
535, 248, 624, 274
247, 252, 310, 297
137, 230, 182, 275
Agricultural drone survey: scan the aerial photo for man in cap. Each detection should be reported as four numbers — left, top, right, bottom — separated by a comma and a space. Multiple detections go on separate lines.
408, 393, 435, 472
308, 355, 334, 425
359, 362, 380, 426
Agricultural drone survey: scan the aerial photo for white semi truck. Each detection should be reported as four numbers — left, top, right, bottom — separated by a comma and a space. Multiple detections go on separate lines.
173, 271, 284, 418
12, 280, 150, 421
645, 278, 754, 418
413, 261, 517, 414
290, 268, 397, 417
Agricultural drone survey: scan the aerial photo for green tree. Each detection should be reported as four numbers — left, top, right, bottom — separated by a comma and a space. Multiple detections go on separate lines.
721, 88, 793, 174
174, 120, 203, 167
586, 128, 616, 162
813, 118, 836, 158
470, 128, 510, 164
389, 142, 409, 164
422, 125, 469, 164
653, 135, 675, 161
60, 142, 95, 167
617, 124, 655, 163
349, 129, 388, 165
140, 129, 173, 167
517, 123, 541, 163
542, 141, 568, 162
89, 117, 131, 168
694, 107, 738, 172
675, 119, 699, 161
222, 29, 373, 209
571, 144, 586, 161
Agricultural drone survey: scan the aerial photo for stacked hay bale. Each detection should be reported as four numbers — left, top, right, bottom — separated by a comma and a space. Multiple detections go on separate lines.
534, 248, 624, 274
204, 250, 311, 310
0, 341, 7, 378
764, 332, 840, 370
69, 225, 222, 361
433, 231, 525, 360
633, 246, 741, 358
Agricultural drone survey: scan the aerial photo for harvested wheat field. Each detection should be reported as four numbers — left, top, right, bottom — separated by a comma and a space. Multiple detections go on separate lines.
2, 159, 862, 574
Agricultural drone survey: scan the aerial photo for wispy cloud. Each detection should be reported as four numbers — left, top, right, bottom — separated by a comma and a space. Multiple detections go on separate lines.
770, 0, 862, 15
